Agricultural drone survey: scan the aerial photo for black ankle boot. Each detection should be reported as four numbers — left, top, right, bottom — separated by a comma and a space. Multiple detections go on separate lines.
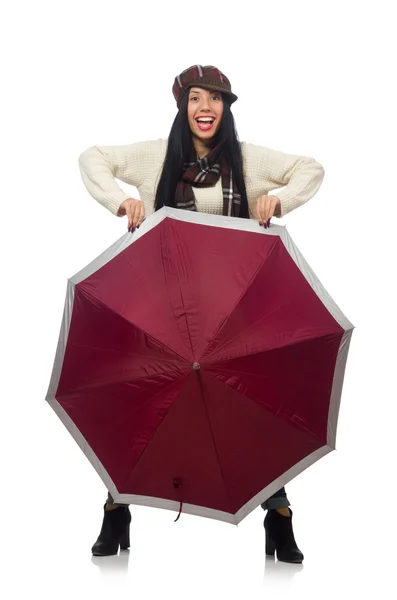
264, 508, 304, 563
91, 504, 131, 556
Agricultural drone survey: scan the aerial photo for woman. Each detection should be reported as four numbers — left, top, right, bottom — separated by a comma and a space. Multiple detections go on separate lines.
78, 64, 325, 563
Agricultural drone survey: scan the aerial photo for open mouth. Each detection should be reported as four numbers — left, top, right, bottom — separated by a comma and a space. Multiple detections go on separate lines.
195, 117, 215, 131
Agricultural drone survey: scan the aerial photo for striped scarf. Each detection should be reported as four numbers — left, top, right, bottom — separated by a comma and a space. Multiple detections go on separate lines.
175, 142, 241, 217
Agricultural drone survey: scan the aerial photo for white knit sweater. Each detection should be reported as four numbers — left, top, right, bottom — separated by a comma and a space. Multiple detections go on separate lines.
78, 139, 325, 219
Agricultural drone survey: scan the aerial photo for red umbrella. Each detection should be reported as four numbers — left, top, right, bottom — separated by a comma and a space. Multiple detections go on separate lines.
46, 207, 353, 525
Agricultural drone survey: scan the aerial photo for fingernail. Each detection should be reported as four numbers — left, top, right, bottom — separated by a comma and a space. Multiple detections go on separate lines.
259, 221, 263, 226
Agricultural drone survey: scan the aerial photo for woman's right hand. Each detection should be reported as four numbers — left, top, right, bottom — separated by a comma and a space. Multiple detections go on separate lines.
117, 197, 146, 231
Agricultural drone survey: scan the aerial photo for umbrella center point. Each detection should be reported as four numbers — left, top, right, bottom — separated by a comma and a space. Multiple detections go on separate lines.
192, 362, 200, 370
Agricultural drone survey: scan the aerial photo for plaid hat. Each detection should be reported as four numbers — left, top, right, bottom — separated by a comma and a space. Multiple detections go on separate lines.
172, 65, 238, 108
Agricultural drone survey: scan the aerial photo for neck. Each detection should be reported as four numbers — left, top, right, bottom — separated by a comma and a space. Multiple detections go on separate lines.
192, 136, 215, 159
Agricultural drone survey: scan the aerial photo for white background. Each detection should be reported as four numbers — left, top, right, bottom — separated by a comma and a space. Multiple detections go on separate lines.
2, 1, 396, 598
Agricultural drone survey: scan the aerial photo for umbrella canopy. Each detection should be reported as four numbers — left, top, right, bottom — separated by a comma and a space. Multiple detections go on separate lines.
46, 207, 354, 525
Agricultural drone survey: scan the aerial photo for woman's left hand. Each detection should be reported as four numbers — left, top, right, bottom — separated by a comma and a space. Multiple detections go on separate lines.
256, 194, 281, 228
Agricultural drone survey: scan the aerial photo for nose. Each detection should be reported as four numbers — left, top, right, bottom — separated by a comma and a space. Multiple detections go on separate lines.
199, 95, 211, 111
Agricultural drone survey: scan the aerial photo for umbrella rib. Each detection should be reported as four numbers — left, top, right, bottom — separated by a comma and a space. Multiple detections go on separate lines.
200, 240, 280, 360
207, 330, 340, 364
210, 369, 324, 442
57, 366, 189, 397
77, 286, 190, 365
160, 223, 195, 359
120, 372, 234, 516
68, 342, 179, 361
121, 373, 191, 489
205, 302, 289, 358
196, 372, 233, 516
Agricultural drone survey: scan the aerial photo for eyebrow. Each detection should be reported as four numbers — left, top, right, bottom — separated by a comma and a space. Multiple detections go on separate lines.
189, 89, 219, 94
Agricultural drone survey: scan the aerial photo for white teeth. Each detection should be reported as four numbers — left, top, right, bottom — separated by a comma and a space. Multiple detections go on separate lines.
197, 118, 214, 123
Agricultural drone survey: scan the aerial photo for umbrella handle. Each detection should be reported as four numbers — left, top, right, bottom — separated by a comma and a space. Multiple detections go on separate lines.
173, 478, 183, 522
174, 500, 183, 522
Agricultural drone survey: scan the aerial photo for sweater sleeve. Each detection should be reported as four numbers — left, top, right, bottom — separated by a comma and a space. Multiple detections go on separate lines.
243, 142, 325, 218
78, 139, 166, 216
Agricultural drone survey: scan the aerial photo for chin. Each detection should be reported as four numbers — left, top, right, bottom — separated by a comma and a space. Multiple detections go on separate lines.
195, 129, 220, 143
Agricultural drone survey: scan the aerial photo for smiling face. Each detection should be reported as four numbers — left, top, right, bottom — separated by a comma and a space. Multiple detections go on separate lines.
187, 87, 224, 150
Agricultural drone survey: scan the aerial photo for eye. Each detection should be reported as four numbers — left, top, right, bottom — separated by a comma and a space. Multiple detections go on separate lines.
189, 96, 199, 101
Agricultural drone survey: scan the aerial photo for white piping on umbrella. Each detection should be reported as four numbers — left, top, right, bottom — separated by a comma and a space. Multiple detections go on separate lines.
327, 329, 354, 448
279, 228, 355, 449
46, 280, 75, 401
279, 228, 354, 332
45, 207, 354, 525
45, 206, 285, 411
46, 390, 335, 525
235, 444, 332, 524
114, 444, 333, 525
46, 394, 116, 499
70, 206, 281, 286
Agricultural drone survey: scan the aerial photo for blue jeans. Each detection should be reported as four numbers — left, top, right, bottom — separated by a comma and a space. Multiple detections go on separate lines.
106, 486, 290, 511
260, 486, 290, 510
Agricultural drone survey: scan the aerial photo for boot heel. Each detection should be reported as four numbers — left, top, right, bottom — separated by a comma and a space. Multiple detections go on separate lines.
92, 504, 131, 556
263, 508, 304, 563
265, 529, 276, 555
120, 523, 130, 550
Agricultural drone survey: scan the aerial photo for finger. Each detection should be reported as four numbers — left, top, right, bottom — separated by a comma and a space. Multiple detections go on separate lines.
261, 197, 270, 227
133, 201, 144, 228
255, 197, 262, 223
117, 202, 126, 217
136, 202, 145, 227
266, 197, 279, 226
268, 197, 277, 222
265, 197, 278, 226
257, 196, 267, 225
264, 205, 272, 226
127, 204, 137, 231
127, 210, 133, 231
132, 202, 141, 228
